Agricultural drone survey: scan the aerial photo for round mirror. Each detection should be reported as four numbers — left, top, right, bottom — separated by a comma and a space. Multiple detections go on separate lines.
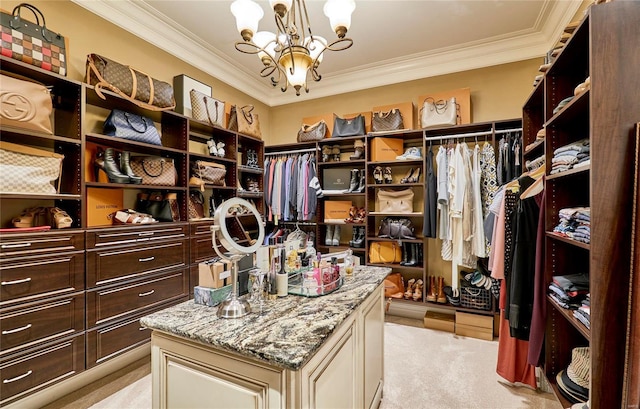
211, 198, 265, 319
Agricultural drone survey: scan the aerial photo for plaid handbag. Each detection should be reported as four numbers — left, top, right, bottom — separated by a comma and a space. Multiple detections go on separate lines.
228, 105, 262, 139
1, 3, 67, 75
192, 161, 226, 186
0, 141, 63, 194
190, 89, 225, 127
297, 120, 327, 142
372, 109, 404, 132
103, 109, 162, 146
129, 156, 177, 186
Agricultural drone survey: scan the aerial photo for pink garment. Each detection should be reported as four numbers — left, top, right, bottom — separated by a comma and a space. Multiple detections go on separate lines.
490, 194, 507, 279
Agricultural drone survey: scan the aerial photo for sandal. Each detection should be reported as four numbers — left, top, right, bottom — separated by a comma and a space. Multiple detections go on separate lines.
113, 209, 157, 225
345, 206, 358, 223
50, 207, 73, 229
354, 207, 367, 223
12, 207, 41, 228
373, 166, 383, 184
384, 167, 393, 184
321, 146, 332, 162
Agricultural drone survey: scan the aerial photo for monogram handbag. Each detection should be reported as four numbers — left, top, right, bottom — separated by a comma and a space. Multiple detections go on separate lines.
1, 3, 67, 75
191, 161, 226, 186
103, 109, 162, 145
369, 241, 402, 264
0, 141, 63, 194
187, 190, 206, 220
129, 156, 177, 186
377, 188, 414, 213
135, 192, 178, 222
0, 73, 53, 134
372, 109, 404, 132
297, 120, 327, 142
332, 114, 366, 137
190, 89, 225, 127
377, 217, 415, 239
229, 105, 262, 139
420, 97, 460, 128
384, 272, 405, 298
86, 54, 176, 111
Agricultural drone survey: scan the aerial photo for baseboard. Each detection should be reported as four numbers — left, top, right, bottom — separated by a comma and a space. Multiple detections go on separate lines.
3, 343, 150, 409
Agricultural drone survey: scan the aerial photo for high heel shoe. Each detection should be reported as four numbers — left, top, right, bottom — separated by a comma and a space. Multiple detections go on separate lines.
119, 151, 143, 184
384, 167, 393, 184
413, 278, 424, 301
325, 225, 334, 246
400, 168, 415, 184
404, 278, 416, 300
345, 206, 358, 223
408, 167, 421, 183
373, 166, 383, 184
94, 148, 130, 184
321, 146, 332, 162
356, 169, 366, 193
332, 145, 341, 162
50, 207, 73, 228
11, 207, 45, 228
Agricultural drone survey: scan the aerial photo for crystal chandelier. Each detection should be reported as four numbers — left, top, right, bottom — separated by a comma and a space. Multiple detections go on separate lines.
230, 0, 355, 96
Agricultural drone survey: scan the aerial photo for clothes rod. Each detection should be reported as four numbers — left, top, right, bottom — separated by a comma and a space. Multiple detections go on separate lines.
265, 147, 318, 156
494, 127, 523, 135
424, 127, 523, 141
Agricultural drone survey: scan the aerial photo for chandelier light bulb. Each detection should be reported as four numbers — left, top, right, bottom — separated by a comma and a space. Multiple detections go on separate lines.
306, 36, 327, 64
253, 31, 277, 65
230, 0, 264, 41
269, 0, 292, 17
323, 0, 355, 38
279, 46, 313, 95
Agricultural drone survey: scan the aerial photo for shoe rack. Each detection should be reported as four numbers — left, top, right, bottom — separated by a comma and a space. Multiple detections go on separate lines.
533, 3, 640, 408
0, 55, 264, 406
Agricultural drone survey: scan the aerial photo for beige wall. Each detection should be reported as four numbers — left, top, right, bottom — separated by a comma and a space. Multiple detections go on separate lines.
268, 58, 542, 145
3, 0, 271, 134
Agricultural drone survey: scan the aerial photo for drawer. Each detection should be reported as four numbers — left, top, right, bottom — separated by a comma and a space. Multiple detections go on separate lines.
0, 252, 85, 306
190, 235, 217, 264
87, 269, 189, 327
0, 231, 84, 257
86, 224, 187, 249
189, 220, 215, 236
86, 297, 187, 368
0, 293, 84, 357
87, 240, 187, 287
455, 311, 494, 329
0, 334, 84, 406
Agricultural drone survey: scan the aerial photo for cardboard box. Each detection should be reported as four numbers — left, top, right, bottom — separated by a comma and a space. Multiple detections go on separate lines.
323, 168, 352, 191
173, 74, 212, 118
87, 188, 123, 227
418, 87, 472, 126
455, 311, 494, 341
424, 311, 455, 333
199, 261, 231, 289
324, 200, 353, 222
372, 102, 415, 130
370, 137, 403, 162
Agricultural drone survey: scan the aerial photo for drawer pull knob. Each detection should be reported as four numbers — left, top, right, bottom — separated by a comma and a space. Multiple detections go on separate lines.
139, 232, 155, 237
1, 242, 32, 249
138, 256, 155, 262
139, 327, 149, 331
2, 323, 32, 335
3, 370, 33, 384
1, 277, 32, 286
138, 289, 155, 297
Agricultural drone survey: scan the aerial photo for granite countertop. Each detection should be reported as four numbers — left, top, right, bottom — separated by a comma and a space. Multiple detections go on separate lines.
140, 265, 390, 371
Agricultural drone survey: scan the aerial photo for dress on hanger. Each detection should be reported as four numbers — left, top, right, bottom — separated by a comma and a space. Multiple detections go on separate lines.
423, 146, 437, 238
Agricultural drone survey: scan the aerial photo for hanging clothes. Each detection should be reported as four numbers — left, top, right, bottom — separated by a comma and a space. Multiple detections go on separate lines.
471, 144, 487, 258
449, 142, 475, 270
423, 146, 437, 238
479, 142, 499, 254
528, 185, 546, 366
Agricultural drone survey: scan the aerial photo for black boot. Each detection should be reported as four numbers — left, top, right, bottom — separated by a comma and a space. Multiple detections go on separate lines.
405, 243, 418, 267
95, 148, 130, 184
349, 226, 358, 247
416, 244, 423, 267
356, 169, 366, 193
400, 242, 408, 266
119, 151, 142, 184
347, 169, 359, 192
353, 227, 365, 248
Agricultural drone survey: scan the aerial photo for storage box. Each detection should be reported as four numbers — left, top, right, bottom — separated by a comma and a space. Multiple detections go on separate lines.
324, 200, 353, 222
372, 102, 414, 130
323, 168, 352, 191
173, 74, 212, 118
455, 311, 494, 341
424, 311, 455, 333
193, 285, 232, 307
418, 88, 471, 126
198, 261, 231, 289
371, 137, 403, 161
87, 188, 123, 227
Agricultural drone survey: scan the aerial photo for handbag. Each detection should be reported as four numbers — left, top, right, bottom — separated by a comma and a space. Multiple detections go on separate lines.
0, 73, 53, 134
129, 156, 177, 186
377, 189, 414, 213
1, 3, 67, 75
191, 161, 226, 186
187, 190, 206, 220
377, 217, 415, 239
420, 97, 460, 128
384, 272, 405, 298
103, 109, 162, 145
135, 192, 177, 222
372, 109, 404, 132
228, 105, 262, 139
190, 89, 225, 127
297, 120, 327, 142
0, 141, 63, 194
86, 54, 176, 111
332, 114, 366, 137
369, 241, 402, 264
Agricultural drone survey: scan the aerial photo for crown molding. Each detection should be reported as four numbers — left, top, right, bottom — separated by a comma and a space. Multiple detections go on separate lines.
72, 0, 582, 107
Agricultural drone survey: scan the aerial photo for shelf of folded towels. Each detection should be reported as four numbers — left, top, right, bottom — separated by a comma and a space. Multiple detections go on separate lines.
548, 207, 590, 248
548, 272, 590, 339
549, 138, 590, 176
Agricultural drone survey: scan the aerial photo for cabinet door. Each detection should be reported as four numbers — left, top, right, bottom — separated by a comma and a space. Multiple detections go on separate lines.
362, 288, 384, 409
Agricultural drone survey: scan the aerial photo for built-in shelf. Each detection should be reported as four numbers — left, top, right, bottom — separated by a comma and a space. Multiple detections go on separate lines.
188, 152, 236, 164
86, 182, 187, 190
548, 295, 590, 341
523, 139, 544, 156
546, 166, 590, 180
237, 166, 263, 174
424, 300, 497, 316
546, 231, 590, 250
368, 183, 423, 188
366, 237, 424, 243
368, 159, 423, 166
367, 263, 424, 272
86, 133, 185, 154
322, 192, 366, 197
368, 212, 423, 217
318, 159, 365, 167
0, 193, 82, 200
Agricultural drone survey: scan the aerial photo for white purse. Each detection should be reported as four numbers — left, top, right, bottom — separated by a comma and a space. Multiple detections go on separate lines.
420, 97, 459, 128
190, 89, 225, 128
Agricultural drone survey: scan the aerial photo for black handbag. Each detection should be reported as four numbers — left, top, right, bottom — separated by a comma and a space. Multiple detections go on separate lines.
135, 192, 178, 222
377, 217, 416, 239
103, 110, 162, 145
332, 114, 366, 137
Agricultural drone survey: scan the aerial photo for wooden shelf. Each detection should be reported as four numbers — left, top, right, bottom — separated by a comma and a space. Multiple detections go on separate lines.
546, 166, 590, 181
0, 193, 82, 200
367, 159, 423, 166
189, 184, 235, 190
546, 232, 590, 250
1, 126, 82, 145
523, 139, 544, 157
316, 244, 366, 253
318, 160, 365, 167
367, 183, 422, 188
547, 295, 590, 341
188, 152, 236, 164
545, 90, 590, 129
367, 263, 423, 272
237, 166, 264, 174
86, 133, 185, 154
237, 191, 263, 198
318, 222, 366, 226
424, 300, 497, 316
548, 379, 575, 409
86, 182, 187, 191
368, 212, 423, 217
367, 237, 423, 243
322, 192, 366, 197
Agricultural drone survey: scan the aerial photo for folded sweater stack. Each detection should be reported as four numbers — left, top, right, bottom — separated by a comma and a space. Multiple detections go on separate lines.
553, 207, 590, 244
550, 138, 590, 175
549, 273, 589, 310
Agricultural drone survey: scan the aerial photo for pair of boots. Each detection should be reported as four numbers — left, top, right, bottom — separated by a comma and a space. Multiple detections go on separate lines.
349, 226, 365, 248
400, 242, 422, 267
325, 225, 341, 246
94, 147, 142, 184
347, 169, 365, 193
321, 145, 341, 162
426, 276, 447, 304
246, 149, 259, 168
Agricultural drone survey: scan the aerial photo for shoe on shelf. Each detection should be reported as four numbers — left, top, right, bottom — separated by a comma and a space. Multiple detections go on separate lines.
321, 146, 332, 162
352, 226, 365, 248
332, 225, 341, 246
409, 167, 422, 183
400, 168, 415, 184
373, 166, 384, 184
348, 225, 358, 246
426, 276, 437, 302
356, 169, 366, 193
216, 142, 226, 158
94, 147, 130, 184
436, 276, 447, 303
413, 279, 424, 301
404, 278, 416, 300
350, 139, 365, 160
11, 207, 46, 228
325, 225, 334, 246
207, 139, 218, 156
119, 151, 142, 184
332, 145, 341, 162
384, 167, 393, 184
347, 169, 359, 193
50, 207, 73, 229
396, 147, 422, 161
345, 206, 358, 223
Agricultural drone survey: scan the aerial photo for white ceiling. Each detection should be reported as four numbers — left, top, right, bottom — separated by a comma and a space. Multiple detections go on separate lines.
72, 0, 582, 107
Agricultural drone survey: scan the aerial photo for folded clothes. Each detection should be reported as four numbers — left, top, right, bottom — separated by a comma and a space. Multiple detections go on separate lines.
553, 273, 590, 292
573, 311, 591, 329
554, 138, 589, 156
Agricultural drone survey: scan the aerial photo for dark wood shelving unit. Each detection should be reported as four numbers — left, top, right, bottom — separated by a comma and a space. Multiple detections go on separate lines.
547, 295, 590, 341
546, 232, 590, 251
545, 166, 589, 181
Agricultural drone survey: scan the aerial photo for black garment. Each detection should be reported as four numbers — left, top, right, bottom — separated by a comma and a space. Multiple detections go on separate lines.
423, 147, 437, 238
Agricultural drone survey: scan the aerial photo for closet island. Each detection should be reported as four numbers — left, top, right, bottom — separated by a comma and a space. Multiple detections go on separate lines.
141, 265, 390, 409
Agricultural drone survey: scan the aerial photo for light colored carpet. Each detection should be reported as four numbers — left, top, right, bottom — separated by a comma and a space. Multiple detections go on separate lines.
44, 320, 562, 409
